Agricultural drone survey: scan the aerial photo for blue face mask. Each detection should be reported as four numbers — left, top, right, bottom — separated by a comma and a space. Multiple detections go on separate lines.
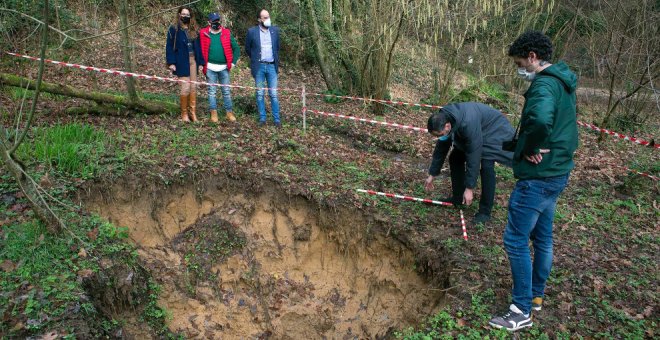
438, 134, 450, 141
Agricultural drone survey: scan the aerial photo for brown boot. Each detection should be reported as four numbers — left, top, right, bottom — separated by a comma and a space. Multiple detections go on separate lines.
226, 111, 236, 122
180, 95, 190, 122
188, 92, 198, 122
210, 110, 219, 123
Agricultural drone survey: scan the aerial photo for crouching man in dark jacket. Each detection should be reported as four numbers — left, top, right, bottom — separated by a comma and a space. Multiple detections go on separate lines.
424, 102, 515, 224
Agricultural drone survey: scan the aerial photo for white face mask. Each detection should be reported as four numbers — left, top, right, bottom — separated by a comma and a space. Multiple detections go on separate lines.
517, 58, 538, 82
263, 18, 272, 27
517, 67, 536, 82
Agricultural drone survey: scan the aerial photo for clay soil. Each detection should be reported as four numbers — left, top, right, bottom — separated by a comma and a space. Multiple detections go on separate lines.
81, 177, 445, 338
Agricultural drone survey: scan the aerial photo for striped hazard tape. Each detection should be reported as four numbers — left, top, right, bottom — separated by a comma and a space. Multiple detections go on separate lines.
356, 189, 453, 206
7, 51, 657, 151
306, 108, 427, 133
608, 163, 659, 181
577, 121, 658, 150
5, 51, 299, 93
460, 210, 468, 241
356, 189, 467, 240
310, 92, 443, 110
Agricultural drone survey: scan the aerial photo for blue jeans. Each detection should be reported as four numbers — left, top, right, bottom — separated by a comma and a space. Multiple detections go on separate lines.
255, 63, 280, 123
207, 69, 232, 111
503, 173, 570, 315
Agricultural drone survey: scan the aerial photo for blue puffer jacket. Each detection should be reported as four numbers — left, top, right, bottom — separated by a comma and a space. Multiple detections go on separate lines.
165, 25, 204, 77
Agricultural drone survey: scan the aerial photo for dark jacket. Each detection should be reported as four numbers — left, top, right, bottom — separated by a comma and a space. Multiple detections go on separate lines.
165, 25, 204, 77
245, 25, 281, 78
513, 61, 578, 179
429, 102, 515, 188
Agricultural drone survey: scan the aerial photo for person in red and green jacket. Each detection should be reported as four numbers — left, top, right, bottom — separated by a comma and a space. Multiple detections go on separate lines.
198, 12, 240, 122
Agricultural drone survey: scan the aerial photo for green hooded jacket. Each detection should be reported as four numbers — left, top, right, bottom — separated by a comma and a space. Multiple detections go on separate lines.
513, 61, 579, 179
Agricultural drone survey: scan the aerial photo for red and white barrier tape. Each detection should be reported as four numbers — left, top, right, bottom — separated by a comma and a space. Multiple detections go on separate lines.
459, 210, 468, 241
609, 163, 659, 181
577, 121, 658, 150
8, 52, 657, 152
311, 92, 443, 110
307, 109, 427, 133
5, 51, 299, 93
356, 189, 453, 206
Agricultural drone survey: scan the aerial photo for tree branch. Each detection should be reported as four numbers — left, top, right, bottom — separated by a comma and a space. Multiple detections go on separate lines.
9, 0, 49, 155
0, 0, 201, 46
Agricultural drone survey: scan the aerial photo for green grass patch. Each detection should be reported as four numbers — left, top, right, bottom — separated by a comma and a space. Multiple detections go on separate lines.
0, 214, 129, 336
395, 289, 511, 339
140, 91, 178, 103
0, 198, 178, 338
3, 87, 68, 102
15, 123, 114, 179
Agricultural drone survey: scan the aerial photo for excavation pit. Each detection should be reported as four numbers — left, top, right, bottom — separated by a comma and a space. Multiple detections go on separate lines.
82, 178, 445, 338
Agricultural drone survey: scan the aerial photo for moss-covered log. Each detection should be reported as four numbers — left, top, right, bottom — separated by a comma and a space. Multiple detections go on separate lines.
0, 72, 177, 114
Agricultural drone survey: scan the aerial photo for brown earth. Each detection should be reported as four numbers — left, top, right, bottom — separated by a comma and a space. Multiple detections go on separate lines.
80, 176, 445, 338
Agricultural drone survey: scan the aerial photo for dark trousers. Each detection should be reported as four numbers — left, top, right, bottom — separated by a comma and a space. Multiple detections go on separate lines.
448, 149, 496, 216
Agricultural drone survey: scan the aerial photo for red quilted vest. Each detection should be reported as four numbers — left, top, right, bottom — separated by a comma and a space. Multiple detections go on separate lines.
199, 26, 233, 74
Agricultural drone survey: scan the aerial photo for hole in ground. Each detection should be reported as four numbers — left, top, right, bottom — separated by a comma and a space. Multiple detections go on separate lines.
81, 177, 446, 338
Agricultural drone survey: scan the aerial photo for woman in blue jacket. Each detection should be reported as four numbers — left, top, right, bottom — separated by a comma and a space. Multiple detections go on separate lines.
166, 6, 204, 122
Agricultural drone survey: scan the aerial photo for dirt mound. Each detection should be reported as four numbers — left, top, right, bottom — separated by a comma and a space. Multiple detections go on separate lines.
81, 176, 447, 338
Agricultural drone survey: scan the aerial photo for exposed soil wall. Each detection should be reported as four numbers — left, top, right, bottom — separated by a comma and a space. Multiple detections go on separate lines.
79, 176, 447, 338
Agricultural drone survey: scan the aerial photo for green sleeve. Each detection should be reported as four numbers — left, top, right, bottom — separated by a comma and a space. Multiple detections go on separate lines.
231, 35, 240, 64
521, 80, 556, 155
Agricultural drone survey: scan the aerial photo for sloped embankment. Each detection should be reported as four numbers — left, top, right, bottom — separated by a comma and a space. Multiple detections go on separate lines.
80, 176, 447, 338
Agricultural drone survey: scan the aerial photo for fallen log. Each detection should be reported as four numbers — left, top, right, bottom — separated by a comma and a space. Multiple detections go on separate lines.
0, 72, 178, 114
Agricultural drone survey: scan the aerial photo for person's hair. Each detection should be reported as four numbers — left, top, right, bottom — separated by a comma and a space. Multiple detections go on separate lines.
257, 9, 267, 19
427, 110, 450, 133
508, 30, 553, 61
175, 6, 198, 37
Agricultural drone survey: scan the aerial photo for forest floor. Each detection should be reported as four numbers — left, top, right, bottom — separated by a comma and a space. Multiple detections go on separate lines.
0, 19, 660, 338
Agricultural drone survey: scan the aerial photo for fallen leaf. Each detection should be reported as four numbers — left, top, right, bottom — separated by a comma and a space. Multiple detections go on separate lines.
643, 306, 653, 318
457, 318, 466, 327
10, 322, 24, 332
10, 204, 28, 212
39, 331, 59, 340
86, 228, 98, 241
78, 248, 88, 258
39, 173, 53, 189
620, 259, 633, 267
77, 269, 94, 278
0, 260, 16, 272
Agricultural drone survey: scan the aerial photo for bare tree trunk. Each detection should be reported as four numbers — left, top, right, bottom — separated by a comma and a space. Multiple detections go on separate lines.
371, 9, 406, 115
0, 72, 177, 114
118, 0, 138, 102
303, 0, 341, 90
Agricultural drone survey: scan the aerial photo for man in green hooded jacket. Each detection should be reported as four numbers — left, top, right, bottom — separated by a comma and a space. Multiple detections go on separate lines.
489, 31, 578, 331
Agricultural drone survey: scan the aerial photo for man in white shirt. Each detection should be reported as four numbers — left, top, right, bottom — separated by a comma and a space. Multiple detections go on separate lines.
245, 9, 282, 127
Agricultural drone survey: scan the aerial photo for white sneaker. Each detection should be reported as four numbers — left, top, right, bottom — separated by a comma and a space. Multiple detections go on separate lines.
489, 304, 533, 331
